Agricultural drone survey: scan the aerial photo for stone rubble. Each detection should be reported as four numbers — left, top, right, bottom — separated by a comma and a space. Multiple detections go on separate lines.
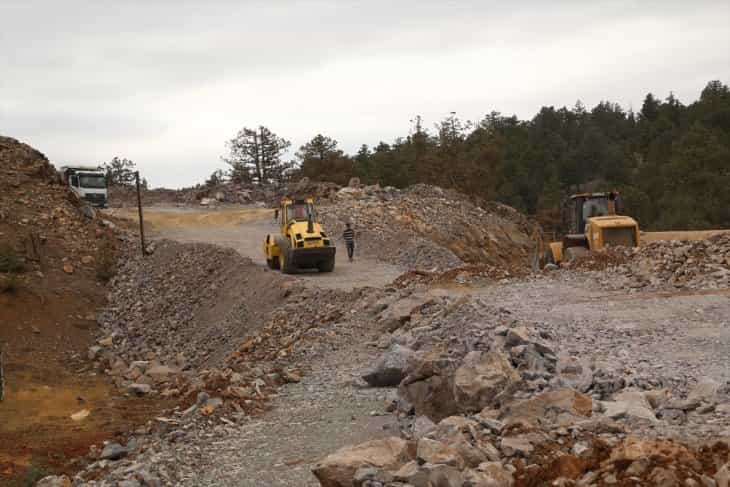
319, 183, 538, 272
312, 289, 730, 487
567, 233, 730, 291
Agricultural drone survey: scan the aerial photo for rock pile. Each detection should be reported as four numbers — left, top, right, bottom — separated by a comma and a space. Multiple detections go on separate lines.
108, 177, 341, 208
98, 239, 290, 370
314, 292, 730, 487
89, 238, 315, 415
567, 233, 730, 291
393, 264, 524, 288
614, 234, 730, 290
319, 183, 538, 272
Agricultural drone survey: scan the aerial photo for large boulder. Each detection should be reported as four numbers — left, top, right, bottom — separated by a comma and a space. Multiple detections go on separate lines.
556, 353, 594, 392
601, 391, 657, 422
601, 400, 657, 422
35, 476, 72, 487
399, 354, 460, 421
312, 437, 413, 487
362, 345, 415, 387
500, 388, 593, 428
416, 438, 465, 468
453, 351, 520, 413
463, 462, 514, 487
378, 294, 433, 331
431, 416, 500, 466
687, 378, 721, 403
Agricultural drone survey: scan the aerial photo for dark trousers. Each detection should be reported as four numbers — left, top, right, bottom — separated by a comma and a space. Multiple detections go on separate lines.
346, 242, 354, 259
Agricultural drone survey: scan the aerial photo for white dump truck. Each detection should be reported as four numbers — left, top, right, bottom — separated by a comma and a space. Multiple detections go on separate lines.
59, 165, 108, 207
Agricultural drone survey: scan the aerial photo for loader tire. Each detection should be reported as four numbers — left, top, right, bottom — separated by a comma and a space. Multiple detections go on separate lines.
280, 240, 296, 274
564, 246, 588, 261
545, 247, 555, 265
318, 256, 335, 273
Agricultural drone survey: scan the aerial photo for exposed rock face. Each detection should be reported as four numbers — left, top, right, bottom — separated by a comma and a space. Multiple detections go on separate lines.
399, 354, 460, 421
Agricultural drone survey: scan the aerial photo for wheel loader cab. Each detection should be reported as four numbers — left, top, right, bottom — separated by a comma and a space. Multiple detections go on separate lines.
563, 192, 620, 234
546, 191, 639, 265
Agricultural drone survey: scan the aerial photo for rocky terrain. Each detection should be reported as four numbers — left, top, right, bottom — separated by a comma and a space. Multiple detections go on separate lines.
5, 136, 728, 486
110, 177, 538, 274
313, 280, 730, 487
567, 233, 730, 291
107, 177, 340, 209
0, 136, 170, 484
318, 181, 538, 272
37, 237, 730, 486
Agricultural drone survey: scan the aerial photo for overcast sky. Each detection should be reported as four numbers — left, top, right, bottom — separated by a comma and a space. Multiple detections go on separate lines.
1, 1, 728, 188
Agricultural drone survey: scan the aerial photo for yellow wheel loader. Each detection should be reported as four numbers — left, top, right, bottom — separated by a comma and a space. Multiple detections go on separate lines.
264, 198, 335, 274
545, 191, 640, 265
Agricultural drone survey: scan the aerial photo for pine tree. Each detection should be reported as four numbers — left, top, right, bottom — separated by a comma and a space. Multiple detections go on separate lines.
223, 126, 291, 185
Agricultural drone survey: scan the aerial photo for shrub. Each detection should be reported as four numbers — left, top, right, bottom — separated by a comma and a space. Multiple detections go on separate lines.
0, 273, 19, 294
96, 237, 117, 282
10, 463, 48, 487
0, 243, 25, 273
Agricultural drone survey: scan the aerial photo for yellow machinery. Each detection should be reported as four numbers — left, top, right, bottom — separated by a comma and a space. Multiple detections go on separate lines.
546, 191, 640, 264
264, 198, 335, 273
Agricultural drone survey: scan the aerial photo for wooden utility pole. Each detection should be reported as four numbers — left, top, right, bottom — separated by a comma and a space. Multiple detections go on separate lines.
135, 171, 146, 255
0, 344, 5, 402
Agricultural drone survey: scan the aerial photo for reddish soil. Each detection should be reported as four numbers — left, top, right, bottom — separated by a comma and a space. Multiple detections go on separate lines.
0, 137, 172, 483
0, 281, 171, 482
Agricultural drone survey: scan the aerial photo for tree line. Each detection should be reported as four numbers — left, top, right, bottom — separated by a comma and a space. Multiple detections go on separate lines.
222, 80, 729, 232
97, 157, 147, 188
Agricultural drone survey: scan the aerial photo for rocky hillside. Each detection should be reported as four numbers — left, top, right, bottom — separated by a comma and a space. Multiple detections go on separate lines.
0, 135, 165, 484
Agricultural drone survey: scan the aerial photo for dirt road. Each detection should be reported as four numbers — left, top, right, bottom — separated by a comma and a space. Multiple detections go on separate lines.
111, 206, 403, 291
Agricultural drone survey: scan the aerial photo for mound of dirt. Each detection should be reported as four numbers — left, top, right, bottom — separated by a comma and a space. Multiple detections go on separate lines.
621, 233, 730, 289
319, 183, 539, 272
99, 239, 293, 371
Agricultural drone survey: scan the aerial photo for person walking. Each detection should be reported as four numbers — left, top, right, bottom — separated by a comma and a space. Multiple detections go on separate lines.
343, 222, 355, 262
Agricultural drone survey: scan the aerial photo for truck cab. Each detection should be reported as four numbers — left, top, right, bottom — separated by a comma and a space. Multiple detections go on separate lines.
60, 166, 108, 207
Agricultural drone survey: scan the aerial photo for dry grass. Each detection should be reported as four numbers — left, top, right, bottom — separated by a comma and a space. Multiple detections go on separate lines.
109, 207, 272, 231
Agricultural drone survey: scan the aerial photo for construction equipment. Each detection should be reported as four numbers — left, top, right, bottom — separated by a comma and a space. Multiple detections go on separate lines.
263, 198, 336, 274
59, 166, 108, 207
545, 191, 640, 264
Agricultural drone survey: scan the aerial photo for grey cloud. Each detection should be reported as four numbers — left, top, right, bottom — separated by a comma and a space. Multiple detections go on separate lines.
1, 0, 728, 187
